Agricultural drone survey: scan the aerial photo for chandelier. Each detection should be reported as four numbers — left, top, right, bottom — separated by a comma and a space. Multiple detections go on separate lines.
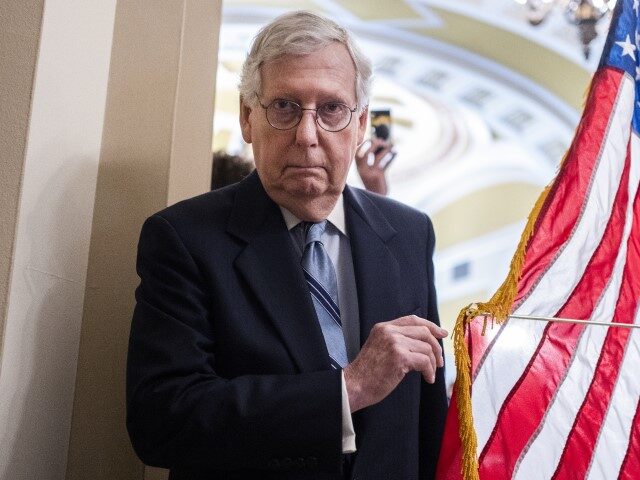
515, 0, 617, 59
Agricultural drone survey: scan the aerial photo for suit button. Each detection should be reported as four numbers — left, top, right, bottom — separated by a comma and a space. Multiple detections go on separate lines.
281, 457, 293, 470
306, 456, 318, 469
267, 458, 280, 470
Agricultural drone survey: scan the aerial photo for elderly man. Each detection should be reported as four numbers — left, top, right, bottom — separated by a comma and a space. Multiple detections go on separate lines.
127, 10, 447, 480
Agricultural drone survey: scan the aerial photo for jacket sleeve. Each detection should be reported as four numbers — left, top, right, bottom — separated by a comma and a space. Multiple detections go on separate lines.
126, 214, 343, 473
419, 214, 448, 480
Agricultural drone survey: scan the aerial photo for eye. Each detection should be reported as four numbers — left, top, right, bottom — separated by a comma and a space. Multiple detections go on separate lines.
321, 102, 344, 114
271, 99, 298, 111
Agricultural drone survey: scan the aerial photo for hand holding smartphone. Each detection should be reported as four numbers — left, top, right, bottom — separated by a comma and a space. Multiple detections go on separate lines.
355, 109, 396, 195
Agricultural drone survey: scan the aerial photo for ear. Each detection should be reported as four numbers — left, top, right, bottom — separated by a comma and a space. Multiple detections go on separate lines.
356, 105, 369, 146
239, 97, 253, 144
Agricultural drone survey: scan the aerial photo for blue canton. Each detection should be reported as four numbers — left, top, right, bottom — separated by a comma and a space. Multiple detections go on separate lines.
600, 0, 640, 133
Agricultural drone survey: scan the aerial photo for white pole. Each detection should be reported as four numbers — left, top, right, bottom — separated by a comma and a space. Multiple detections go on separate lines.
507, 314, 640, 330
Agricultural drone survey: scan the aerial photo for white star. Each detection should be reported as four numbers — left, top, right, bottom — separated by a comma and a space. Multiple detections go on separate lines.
636, 66, 640, 80
636, 30, 640, 49
635, 0, 639, 15
616, 34, 637, 61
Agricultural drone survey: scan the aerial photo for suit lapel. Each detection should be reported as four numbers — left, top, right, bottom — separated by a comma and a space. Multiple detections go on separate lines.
343, 187, 403, 344
227, 173, 329, 372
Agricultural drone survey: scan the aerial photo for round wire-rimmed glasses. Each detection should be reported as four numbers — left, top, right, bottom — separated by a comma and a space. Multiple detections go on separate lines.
258, 98, 358, 132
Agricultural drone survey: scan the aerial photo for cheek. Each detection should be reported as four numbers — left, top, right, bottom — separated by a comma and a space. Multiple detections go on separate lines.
253, 141, 288, 177
327, 138, 357, 171
252, 127, 276, 160
324, 151, 354, 183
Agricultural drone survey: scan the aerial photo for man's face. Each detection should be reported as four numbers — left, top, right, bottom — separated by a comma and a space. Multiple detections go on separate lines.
240, 42, 368, 220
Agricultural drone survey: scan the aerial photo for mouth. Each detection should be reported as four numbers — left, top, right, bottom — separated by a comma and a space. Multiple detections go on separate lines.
285, 165, 325, 172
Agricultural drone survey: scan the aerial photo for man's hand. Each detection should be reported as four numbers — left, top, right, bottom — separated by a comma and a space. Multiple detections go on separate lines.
343, 315, 447, 413
355, 138, 395, 196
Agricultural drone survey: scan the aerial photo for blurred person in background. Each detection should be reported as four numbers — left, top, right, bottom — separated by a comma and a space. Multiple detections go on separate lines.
211, 151, 255, 189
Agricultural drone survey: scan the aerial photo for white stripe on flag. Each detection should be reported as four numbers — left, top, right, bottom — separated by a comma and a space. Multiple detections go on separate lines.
472, 76, 636, 453
514, 320, 623, 478
513, 129, 640, 479
586, 309, 640, 480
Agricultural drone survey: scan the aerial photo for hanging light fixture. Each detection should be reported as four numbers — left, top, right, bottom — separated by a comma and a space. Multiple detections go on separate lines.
515, 0, 617, 59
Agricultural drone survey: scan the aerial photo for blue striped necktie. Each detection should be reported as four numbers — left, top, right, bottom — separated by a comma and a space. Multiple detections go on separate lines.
300, 221, 348, 369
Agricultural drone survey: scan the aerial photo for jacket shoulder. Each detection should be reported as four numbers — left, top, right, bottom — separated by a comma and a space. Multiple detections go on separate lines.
347, 185, 433, 234
149, 183, 239, 231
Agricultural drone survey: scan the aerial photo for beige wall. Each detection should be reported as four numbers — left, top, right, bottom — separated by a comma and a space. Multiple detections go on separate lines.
0, 1, 116, 478
0, 1, 222, 479
0, 0, 45, 362
65, 1, 222, 479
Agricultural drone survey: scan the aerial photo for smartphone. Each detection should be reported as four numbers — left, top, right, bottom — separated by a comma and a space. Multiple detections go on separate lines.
370, 109, 391, 154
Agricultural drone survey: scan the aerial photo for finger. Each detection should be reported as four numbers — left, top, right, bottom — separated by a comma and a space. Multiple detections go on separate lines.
387, 315, 426, 327
373, 146, 393, 167
426, 333, 444, 368
368, 138, 385, 157
405, 351, 436, 384
355, 140, 372, 165
404, 336, 438, 374
391, 326, 444, 368
380, 151, 396, 171
388, 325, 440, 341
372, 139, 391, 159
358, 139, 372, 150
388, 318, 446, 367
389, 315, 448, 338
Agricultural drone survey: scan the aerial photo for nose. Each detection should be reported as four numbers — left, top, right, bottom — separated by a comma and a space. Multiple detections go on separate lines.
295, 110, 319, 148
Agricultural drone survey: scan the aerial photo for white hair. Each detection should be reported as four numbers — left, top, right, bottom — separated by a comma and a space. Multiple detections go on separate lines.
239, 10, 372, 111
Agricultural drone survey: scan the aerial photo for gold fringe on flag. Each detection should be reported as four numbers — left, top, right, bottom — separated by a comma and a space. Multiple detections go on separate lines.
452, 180, 554, 480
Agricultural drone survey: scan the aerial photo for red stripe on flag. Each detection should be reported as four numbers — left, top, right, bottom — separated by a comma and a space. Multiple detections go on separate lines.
513, 68, 624, 308
617, 397, 640, 480
470, 316, 502, 377
478, 143, 632, 478
552, 187, 640, 479
436, 394, 463, 479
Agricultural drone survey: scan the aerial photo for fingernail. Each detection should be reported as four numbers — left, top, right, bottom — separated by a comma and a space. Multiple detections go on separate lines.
440, 328, 448, 336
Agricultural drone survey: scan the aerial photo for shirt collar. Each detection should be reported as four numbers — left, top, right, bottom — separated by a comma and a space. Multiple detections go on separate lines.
279, 194, 347, 236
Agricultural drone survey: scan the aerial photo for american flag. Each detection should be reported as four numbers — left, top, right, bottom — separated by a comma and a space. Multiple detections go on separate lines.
437, 1, 640, 478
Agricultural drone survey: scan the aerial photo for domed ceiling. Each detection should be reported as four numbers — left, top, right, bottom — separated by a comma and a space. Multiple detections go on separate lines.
213, 0, 613, 341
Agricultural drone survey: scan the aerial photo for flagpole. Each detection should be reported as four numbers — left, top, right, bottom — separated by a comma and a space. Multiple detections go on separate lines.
507, 314, 640, 330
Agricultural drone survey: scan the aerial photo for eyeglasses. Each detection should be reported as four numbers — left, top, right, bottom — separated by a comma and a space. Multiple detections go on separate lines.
258, 98, 357, 132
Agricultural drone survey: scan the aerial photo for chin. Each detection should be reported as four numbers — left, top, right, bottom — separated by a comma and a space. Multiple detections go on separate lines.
285, 179, 329, 198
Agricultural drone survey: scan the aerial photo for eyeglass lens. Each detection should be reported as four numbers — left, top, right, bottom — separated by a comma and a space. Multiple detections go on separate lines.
266, 100, 352, 131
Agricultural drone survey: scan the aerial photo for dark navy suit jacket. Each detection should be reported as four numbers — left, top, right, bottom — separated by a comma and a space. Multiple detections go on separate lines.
126, 172, 447, 479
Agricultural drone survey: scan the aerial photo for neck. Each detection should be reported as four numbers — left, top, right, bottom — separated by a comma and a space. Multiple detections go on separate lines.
273, 192, 340, 222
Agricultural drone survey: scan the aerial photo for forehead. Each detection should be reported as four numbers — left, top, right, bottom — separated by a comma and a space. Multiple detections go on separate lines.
259, 42, 357, 102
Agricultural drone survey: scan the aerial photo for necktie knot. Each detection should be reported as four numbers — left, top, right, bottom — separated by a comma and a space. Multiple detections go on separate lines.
302, 220, 327, 247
